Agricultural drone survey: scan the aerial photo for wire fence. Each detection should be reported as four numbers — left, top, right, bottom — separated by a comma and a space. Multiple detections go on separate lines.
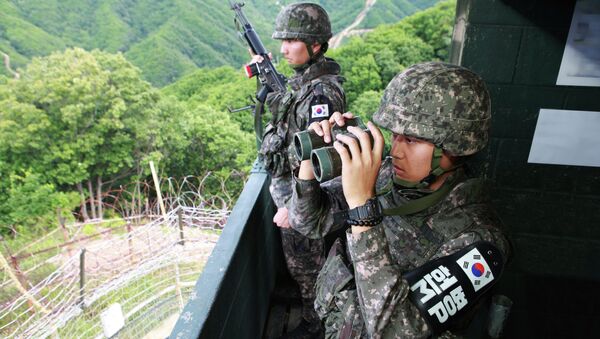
0, 173, 243, 338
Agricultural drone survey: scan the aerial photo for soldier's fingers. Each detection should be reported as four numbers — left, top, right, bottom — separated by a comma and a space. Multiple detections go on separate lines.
308, 121, 324, 136
248, 48, 255, 57
336, 133, 361, 162
329, 111, 344, 126
347, 126, 373, 164
333, 141, 352, 167
333, 112, 347, 127
341, 112, 354, 120
368, 121, 385, 163
320, 120, 333, 143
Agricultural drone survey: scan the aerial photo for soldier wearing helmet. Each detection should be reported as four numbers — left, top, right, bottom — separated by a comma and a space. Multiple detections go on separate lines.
288, 62, 511, 337
248, 3, 346, 338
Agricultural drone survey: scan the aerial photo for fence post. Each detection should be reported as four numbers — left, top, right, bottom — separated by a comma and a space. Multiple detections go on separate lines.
79, 248, 86, 309
0, 236, 49, 314
127, 221, 135, 263
149, 161, 167, 218
178, 208, 185, 246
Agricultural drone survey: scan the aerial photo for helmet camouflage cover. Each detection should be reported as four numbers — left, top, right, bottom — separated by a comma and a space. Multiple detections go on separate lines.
272, 3, 332, 43
373, 62, 491, 156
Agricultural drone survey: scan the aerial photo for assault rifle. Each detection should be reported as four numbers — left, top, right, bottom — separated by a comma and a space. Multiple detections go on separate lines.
229, 1, 287, 147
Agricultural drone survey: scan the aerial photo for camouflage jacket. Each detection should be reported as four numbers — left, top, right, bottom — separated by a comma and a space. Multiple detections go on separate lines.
289, 159, 510, 338
261, 55, 345, 208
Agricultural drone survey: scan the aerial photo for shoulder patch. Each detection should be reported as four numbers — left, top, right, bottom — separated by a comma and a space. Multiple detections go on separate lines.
309, 83, 333, 123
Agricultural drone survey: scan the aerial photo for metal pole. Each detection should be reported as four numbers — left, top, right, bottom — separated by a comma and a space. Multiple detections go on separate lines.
178, 208, 185, 246
79, 248, 86, 309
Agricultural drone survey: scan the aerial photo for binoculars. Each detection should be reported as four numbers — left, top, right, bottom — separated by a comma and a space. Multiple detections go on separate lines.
294, 117, 373, 182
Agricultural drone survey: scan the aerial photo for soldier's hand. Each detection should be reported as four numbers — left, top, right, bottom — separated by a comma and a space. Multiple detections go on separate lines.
329, 111, 354, 127
248, 48, 272, 65
273, 207, 290, 228
334, 121, 384, 208
308, 111, 354, 143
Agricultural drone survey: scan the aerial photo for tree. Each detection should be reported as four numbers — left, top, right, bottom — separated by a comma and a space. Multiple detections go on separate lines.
0, 171, 78, 235
396, 0, 456, 61
348, 90, 383, 122
0, 48, 163, 220
342, 54, 382, 104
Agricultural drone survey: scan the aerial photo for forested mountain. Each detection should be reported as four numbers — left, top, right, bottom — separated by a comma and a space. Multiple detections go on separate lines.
0, 0, 442, 86
0, 0, 455, 237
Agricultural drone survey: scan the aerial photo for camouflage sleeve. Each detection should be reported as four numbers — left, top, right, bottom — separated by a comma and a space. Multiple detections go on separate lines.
265, 91, 284, 118
347, 224, 510, 338
346, 226, 430, 338
288, 173, 348, 239
269, 173, 293, 208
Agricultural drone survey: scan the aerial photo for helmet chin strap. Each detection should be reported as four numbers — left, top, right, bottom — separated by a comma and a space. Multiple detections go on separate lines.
306, 42, 315, 59
289, 42, 316, 71
392, 146, 452, 189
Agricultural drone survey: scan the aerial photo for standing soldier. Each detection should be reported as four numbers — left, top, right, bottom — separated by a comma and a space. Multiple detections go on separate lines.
289, 62, 511, 338
249, 3, 346, 338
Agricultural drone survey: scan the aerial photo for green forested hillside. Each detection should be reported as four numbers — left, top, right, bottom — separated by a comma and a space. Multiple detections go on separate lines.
0, 0, 443, 86
0, 0, 455, 238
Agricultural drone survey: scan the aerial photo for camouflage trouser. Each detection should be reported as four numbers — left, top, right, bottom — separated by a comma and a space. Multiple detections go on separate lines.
280, 227, 326, 326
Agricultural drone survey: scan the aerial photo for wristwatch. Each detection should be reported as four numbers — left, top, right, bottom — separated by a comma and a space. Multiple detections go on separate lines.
348, 197, 383, 226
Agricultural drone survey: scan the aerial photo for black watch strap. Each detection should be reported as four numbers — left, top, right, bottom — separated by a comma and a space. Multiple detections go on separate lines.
348, 196, 383, 221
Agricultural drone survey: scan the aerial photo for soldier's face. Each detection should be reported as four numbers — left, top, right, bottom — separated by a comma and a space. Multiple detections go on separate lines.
390, 134, 454, 187
390, 134, 436, 182
280, 39, 310, 65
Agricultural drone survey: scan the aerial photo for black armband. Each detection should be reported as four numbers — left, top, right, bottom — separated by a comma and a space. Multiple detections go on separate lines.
403, 241, 504, 334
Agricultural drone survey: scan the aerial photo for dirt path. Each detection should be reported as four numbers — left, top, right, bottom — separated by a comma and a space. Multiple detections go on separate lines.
329, 0, 377, 49
1, 51, 20, 79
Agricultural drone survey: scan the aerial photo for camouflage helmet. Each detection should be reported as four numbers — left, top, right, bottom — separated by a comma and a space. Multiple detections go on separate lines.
373, 62, 491, 156
272, 3, 332, 44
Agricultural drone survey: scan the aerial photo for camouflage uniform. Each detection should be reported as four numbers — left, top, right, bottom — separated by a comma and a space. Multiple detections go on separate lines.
258, 3, 346, 332
288, 63, 511, 338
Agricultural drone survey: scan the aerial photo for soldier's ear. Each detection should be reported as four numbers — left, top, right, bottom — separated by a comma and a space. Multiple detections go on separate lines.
311, 43, 322, 55
440, 152, 456, 170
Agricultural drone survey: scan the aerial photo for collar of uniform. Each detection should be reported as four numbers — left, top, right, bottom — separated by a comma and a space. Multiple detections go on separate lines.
299, 56, 341, 83
380, 168, 467, 216
390, 170, 490, 218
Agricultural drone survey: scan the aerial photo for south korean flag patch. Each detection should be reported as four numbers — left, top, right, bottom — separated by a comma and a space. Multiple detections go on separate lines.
308, 83, 333, 124
456, 247, 495, 292
311, 104, 329, 119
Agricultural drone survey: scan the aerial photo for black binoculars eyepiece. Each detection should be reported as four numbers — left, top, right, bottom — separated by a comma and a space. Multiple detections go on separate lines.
294, 117, 365, 161
293, 117, 374, 182
294, 117, 375, 182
